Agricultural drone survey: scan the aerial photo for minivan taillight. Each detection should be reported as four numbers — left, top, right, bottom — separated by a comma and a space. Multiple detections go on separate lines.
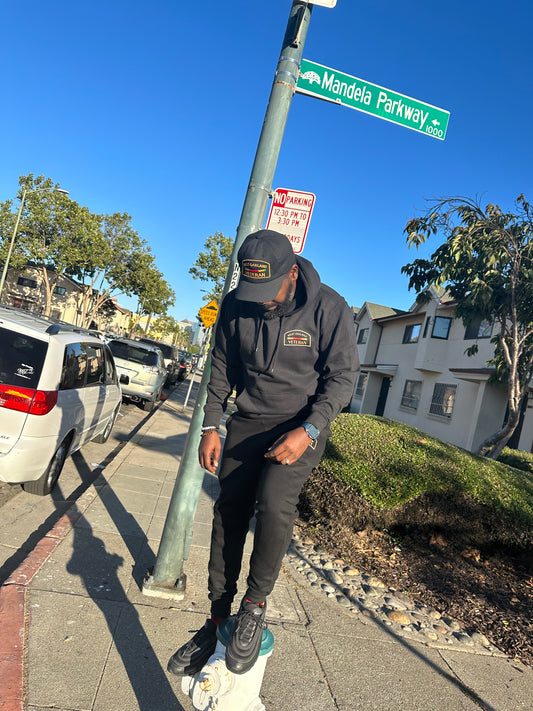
0, 385, 58, 415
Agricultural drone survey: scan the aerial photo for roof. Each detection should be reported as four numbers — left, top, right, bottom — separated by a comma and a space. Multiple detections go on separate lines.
357, 301, 407, 321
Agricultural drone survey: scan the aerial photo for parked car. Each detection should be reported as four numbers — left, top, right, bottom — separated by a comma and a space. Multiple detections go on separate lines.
107, 338, 167, 411
136, 337, 181, 385
0, 306, 126, 495
177, 350, 194, 376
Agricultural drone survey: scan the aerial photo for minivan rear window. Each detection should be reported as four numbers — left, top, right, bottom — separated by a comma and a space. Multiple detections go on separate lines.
0, 327, 48, 389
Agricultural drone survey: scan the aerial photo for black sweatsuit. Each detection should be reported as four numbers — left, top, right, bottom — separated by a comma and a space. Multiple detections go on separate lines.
203, 256, 359, 617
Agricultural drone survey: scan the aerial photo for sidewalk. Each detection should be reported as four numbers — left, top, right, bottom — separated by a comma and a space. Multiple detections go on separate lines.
1, 372, 532, 711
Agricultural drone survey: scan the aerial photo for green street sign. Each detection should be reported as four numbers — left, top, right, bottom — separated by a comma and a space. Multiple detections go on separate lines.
296, 58, 450, 140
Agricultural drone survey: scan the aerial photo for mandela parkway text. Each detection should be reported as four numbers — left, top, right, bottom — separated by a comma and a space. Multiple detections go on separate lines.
305, 70, 445, 139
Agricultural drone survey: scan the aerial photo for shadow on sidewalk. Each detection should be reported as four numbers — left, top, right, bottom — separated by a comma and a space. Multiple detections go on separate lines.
0, 408, 153, 586
65, 454, 186, 711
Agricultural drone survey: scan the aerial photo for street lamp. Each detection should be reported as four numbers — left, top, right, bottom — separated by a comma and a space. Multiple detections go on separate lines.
0, 186, 69, 301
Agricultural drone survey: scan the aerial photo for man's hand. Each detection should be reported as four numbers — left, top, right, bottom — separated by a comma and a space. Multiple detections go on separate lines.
199, 430, 221, 473
264, 427, 312, 466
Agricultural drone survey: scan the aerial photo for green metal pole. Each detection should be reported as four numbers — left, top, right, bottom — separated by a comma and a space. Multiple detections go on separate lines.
143, 0, 313, 599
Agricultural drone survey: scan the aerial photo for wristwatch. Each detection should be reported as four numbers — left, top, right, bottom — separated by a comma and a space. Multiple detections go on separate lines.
302, 422, 320, 440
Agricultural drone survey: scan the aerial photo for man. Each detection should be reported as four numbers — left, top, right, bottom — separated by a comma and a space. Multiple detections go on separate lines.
168, 230, 358, 677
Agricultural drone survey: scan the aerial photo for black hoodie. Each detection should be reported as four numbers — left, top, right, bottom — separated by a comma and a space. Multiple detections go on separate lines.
203, 256, 359, 433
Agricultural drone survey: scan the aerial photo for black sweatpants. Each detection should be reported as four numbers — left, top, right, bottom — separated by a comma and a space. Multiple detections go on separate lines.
208, 413, 328, 619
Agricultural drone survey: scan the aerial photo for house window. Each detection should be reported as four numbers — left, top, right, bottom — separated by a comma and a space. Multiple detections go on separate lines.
431, 316, 452, 340
464, 320, 493, 339
17, 277, 38, 289
429, 383, 457, 418
402, 323, 421, 344
354, 372, 368, 397
357, 328, 369, 344
401, 380, 422, 411
54, 286, 67, 295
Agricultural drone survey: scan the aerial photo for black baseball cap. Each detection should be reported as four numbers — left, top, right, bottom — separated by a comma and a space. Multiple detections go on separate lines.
235, 230, 296, 302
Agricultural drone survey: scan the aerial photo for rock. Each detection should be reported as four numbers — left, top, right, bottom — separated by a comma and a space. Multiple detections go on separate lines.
384, 595, 408, 610
367, 576, 386, 588
386, 610, 411, 626
328, 571, 343, 585
343, 566, 360, 576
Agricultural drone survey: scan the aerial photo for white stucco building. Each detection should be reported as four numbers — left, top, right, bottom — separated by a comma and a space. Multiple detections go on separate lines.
351, 289, 533, 454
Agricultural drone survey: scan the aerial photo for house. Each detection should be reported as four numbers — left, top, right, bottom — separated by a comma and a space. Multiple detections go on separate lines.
0, 265, 133, 334
1, 264, 82, 323
351, 289, 533, 454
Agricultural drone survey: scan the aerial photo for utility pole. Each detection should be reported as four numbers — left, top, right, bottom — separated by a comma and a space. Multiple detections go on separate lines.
143, 1, 313, 599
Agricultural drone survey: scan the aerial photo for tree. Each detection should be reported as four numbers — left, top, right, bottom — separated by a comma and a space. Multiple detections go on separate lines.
402, 194, 533, 459
189, 231, 233, 302
70, 212, 158, 328
0, 174, 84, 315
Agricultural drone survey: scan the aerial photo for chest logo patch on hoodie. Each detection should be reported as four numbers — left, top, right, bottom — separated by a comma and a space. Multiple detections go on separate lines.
284, 329, 311, 347
241, 259, 271, 279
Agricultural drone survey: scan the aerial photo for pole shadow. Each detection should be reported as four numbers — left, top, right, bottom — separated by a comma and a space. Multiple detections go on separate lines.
66, 455, 187, 711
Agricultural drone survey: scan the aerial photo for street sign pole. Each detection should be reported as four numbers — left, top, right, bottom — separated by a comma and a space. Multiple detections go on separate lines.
143, 1, 314, 599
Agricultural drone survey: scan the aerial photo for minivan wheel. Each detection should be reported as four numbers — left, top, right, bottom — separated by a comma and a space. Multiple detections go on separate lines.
142, 399, 155, 412
93, 406, 119, 444
23, 435, 72, 496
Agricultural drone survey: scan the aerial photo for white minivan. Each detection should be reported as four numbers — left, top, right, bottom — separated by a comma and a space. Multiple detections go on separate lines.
0, 306, 127, 495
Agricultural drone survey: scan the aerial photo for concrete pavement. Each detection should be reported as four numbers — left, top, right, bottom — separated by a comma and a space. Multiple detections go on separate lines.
0, 371, 532, 711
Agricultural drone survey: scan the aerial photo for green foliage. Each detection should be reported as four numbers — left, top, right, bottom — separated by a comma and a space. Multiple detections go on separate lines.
1, 175, 175, 326
498, 447, 533, 475
321, 414, 533, 528
402, 195, 533, 458
189, 231, 233, 302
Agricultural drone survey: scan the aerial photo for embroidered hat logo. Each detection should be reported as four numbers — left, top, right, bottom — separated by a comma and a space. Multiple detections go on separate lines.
241, 259, 271, 280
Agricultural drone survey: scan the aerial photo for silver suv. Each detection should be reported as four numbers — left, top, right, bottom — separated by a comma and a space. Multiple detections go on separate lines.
0, 306, 126, 495
107, 338, 167, 411
137, 337, 181, 385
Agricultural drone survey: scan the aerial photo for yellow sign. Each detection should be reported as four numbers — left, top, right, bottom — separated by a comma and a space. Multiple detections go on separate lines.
199, 299, 219, 328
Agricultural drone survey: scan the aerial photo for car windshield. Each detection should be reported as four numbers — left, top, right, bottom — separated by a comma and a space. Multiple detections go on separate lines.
0, 327, 48, 388
109, 341, 159, 366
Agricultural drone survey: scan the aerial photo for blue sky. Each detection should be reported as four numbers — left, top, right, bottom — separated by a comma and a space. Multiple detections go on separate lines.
1, 1, 532, 322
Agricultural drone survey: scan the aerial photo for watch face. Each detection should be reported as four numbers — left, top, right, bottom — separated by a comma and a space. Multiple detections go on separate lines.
305, 423, 320, 439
